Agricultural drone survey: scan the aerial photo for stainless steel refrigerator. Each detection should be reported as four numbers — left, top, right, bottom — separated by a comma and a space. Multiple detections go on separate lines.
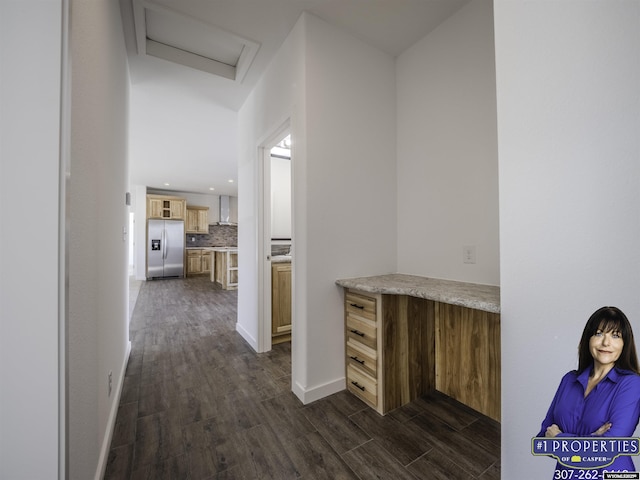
147, 219, 185, 279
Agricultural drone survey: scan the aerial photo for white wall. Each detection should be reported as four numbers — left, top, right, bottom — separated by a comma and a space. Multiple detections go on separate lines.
129, 81, 239, 196
302, 14, 397, 399
238, 12, 396, 403
0, 1, 64, 477
494, 2, 640, 478
68, 1, 131, 478
396, 0, 499, 286
237, 14, 306, 353
271, 156, 292, 239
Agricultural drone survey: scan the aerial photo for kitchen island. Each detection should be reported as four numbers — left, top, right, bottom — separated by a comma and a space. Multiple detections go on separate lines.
336, 273, 500, 421
204, 247, 238, 290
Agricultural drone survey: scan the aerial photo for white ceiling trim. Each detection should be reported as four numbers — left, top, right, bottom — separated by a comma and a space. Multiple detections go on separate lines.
132, 0, 260, 83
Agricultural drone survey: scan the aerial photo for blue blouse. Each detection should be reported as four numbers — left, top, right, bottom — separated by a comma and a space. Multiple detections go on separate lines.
538, 367, 640, 475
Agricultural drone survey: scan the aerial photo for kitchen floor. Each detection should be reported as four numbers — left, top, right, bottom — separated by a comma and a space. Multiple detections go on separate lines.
104, 276, 500, 479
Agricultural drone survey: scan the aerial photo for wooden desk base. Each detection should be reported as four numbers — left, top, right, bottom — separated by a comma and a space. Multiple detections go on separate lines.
345, 289, 500, 422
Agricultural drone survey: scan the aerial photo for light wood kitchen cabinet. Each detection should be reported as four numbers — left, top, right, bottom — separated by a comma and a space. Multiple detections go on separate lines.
271, 262, 291, 344
186, 206, 209, 234
186, 249, 203, 275
186, 249, 212, 276
201, 251, 211, 274
147, 194, 186, 220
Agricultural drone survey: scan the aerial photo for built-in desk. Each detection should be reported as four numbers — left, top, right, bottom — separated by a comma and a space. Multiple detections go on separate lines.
336, 274, 500, 421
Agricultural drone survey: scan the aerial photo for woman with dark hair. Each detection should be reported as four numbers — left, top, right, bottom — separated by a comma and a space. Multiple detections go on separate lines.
538, 306, 640, 476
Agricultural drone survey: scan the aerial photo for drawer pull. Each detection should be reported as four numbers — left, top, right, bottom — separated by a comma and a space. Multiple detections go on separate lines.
349, 355, 365, 365
349, 329, 365, 337
351, 381, 365, 391
350, 303, 365, 309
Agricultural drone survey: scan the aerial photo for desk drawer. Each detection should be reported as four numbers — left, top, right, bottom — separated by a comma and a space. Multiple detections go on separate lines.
346, 340, 377, 378
346, 292, 377, 321
346, 315, 376, 350
347, 365, 377, 408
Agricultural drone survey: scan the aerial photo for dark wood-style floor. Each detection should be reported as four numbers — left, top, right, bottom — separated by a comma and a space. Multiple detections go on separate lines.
104, 276, 500, 479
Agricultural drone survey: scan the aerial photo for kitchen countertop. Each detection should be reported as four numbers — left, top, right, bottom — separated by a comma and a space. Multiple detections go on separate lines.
335, 273, 500, 313
271, 255, 292, 263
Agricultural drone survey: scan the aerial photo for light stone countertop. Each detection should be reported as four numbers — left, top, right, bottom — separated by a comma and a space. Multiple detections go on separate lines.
335, 273, 500, 314
186, 246, 237, 251
271, 255, 292, 264
202, 247, 238, 252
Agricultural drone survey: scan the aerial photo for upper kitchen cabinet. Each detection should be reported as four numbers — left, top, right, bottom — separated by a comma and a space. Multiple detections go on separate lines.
186, 206, 209, 233
147, 194, 186, 220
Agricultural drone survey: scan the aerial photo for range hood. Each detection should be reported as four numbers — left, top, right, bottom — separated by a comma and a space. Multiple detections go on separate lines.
218, 195, 233, 225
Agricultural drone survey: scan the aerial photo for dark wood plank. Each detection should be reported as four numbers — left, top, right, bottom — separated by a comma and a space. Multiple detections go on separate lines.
130, 453, 190, 480
407, 447, 476, 480
242, 424, 298, 479
409, 411, 498, 477
260, 392, 316, 442
110, 402, 138, 448
133, 409, 184, 471
104, 444, 133, 480
478, 462, 501, 480
413, 391, 480, 431
302, 398, 371, 455
342, 439, 421, 480
349, 407, 434, 466
281, 431, 360, 480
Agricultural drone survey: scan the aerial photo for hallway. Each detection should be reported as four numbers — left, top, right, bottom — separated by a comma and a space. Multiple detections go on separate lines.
104, 276, 500, 479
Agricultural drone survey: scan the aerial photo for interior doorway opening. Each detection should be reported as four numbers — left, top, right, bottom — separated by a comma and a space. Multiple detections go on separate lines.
269, 135, 292, 346
258, 122, 292, 353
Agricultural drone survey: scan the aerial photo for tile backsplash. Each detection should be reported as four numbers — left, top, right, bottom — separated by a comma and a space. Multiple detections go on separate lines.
271, 244, 291, 256
187, 225, 292, 255
186, 224, 237, 247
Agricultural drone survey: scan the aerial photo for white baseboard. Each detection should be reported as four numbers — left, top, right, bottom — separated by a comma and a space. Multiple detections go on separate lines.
235, 322, 258, 351
293, 376, 346, 405
94, 340, 131, 480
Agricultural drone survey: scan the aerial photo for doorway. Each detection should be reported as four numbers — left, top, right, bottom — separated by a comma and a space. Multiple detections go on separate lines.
258, 123, 292, 353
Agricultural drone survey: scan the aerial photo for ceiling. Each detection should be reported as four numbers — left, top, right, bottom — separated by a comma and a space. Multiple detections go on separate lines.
119, 0, 470, 196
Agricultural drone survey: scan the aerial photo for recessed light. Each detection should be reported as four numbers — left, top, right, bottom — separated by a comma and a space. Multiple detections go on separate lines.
228, 179, 234, 183
209, 187, 215, 191
164, 183, 170, 186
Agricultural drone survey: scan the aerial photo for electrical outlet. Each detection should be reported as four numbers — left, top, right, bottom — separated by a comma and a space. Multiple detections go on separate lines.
463, 245, 476, 264
108, 371, 113, 397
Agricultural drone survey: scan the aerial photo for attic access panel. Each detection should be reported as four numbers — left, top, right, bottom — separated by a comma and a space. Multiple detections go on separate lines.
133, 1, 260, 82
